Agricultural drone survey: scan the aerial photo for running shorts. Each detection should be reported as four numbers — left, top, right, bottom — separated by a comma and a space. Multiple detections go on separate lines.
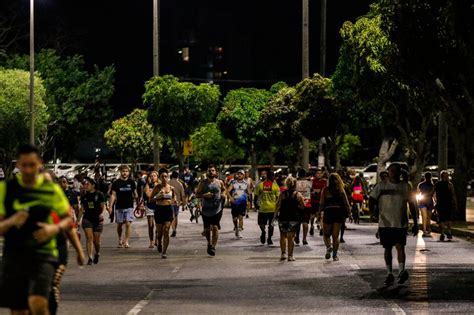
202, 210, 223, 229
154, 205, 174, 224
379, 227, 408, 248
115, 208, 134, 223
0, 256, 56, 310
258, 212, 274, 226
82, 218, 104, 233
231, 202, 247, 218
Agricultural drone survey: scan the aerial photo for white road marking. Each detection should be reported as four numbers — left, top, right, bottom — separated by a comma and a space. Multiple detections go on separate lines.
126, 289, 156, 315
350, 264, 360, 270
172, 266, 181, 273
389, 302, 407, 315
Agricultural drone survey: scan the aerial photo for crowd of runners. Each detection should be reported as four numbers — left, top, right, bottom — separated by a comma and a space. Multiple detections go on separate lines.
0, 144, 459, 314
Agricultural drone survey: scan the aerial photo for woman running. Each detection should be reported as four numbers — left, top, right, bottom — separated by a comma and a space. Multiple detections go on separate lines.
151, 168, 176, 258
275, 176, 305, 261
144, 171, 160, 248
320, 173, 351, 261
417, 172, 435, 237
80, 177, 109, 265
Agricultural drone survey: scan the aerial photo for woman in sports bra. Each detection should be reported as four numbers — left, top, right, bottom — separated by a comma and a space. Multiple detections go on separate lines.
151, 168, 175, 258
144, 171, 160, 248
275, 176, 305, 262
320, 173, 351, 261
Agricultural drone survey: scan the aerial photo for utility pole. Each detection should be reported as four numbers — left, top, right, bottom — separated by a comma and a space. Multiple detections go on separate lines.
301, 0, 310, 171
152, 0, 161, 169
29, 0, 35, 145
318, 0, 327, 168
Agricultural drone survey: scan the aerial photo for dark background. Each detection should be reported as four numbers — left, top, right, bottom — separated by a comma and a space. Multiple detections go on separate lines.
1, 0, 374, 117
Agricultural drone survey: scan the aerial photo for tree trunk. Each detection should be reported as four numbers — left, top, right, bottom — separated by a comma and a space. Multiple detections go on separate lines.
450, 126, 469, 221
173, 140, 185, 172
153, 130, 161, 170
377, 138, 398, 176
249, 145, 258, 180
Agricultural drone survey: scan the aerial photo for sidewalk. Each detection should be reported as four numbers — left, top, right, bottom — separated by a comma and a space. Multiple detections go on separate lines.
430, 197, 474, 240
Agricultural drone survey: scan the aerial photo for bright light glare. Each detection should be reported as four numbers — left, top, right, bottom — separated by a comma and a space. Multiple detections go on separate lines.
416, 193, 423, 202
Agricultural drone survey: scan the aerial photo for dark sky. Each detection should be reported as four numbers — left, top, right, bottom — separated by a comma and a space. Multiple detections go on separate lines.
4, 0, 374, 117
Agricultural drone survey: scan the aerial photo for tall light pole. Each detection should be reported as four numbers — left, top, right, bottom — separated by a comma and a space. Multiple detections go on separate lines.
29, 0, 35, 145
301, 0, 310, 171
317, 0, 327, 168
152, 0, 161, 168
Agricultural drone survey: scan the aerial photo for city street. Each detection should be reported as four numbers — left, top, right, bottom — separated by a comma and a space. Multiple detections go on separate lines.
12, 208, 471, 315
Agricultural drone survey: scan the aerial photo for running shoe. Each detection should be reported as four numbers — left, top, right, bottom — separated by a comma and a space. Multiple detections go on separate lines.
302, 240, 308, 246
209, 246, 216, 256
440, 234, 445, 241
207, 244, 213, 256
87, 258, 93, 265
93, 254, 100, 264
309, 226, 314, 236
384, 273, 395, 286
260, 232, 266, 244
267, 238, 273, 245
446, 233, 453, 240
171, 231, 177, 237
340, 238, 345, 243
294, 237, 300, 245
325, 247, 332, 260
288, 256, 295, 262
162, 254, 167, 259
246, 214, 249, 219
280, 253, 287, 261
319, 229, 323, 236
333, 255, 339, 261
398, 270, 409, 284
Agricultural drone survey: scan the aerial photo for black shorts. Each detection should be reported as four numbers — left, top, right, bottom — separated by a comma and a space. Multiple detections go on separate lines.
231, 203, 247, 218
0, 256, 56, 310
379, 227, 408, 248
302, 206, 312, 224
202, 211, 223, 229
154, 205, 174, 224
311, 203, 320, 215
82, 218, 104, 233
436, 207, 452, 222
258, 212, 274, 226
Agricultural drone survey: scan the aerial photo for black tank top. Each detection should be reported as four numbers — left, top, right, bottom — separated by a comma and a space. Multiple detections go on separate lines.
279, 190, 300, 222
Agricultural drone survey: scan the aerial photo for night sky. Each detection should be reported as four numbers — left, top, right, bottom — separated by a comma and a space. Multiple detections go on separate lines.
3, 0, 374, 117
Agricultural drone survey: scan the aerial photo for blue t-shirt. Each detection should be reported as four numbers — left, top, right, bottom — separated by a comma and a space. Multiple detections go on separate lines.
201, 181, 222, 216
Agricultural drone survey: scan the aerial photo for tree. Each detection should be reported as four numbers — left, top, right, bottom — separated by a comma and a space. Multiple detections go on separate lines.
379, 0, 474, 220
190, 123, 245, 167
332, 5, 438, 182
0, 69, 48, 176
3, 49, 115, 160
217, 87, 272, 175
143, 75, 221, 170
104, 109, 154, 165
338, 134, 361, 163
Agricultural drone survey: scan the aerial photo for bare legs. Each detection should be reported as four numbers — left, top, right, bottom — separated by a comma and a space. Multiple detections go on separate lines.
147, 216, 155, 247
116, 221, 131, 247
156, 221, 171, 256
279, 231, 295, 260
420, 207, 431, 234
323, 223, 342, 260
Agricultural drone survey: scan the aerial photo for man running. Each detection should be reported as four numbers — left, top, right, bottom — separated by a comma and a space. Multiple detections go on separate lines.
0, 144, 73, 314
180, 167, 195, 203
244, 170, 255, 215
311, 168, 327, 237
169, 171, 185, 237
109, 165, 138, 248
434, 170, 457, 241
254, 170, 279, 245
227, 170, 250, 238
196, 165, 225, 256
296, 169, 313, 245
369, 163, 418, 286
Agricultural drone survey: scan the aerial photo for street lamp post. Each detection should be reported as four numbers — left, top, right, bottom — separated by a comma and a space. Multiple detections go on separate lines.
301, 0, 310, 171
29, 0, 35, 145
152, 0, 161, 169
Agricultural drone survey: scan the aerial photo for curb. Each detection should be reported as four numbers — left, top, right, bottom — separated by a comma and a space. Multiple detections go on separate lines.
429, 223, 474, 239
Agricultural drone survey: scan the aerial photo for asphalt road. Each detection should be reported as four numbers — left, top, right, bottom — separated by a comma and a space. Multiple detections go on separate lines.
2, 208, 474, 315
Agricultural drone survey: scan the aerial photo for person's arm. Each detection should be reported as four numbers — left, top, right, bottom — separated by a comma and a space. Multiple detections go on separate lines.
296, 192, 305, 210
109, 182, 117, 209
319, 188, 326, 212
132, 181, 139, 205
66, 227, 85, 266
195, 181, 206, 198
408, 187, 418, 236
342, 192, 351, 217
274, 193, 283, 219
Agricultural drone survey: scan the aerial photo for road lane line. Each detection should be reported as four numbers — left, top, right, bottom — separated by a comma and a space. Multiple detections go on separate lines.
172, 266, 181, 273
127, 289, 155, 315
350, 264, 360, 270
389, 302, 407, 315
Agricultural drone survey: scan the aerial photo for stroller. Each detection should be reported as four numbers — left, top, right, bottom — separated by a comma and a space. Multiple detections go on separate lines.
188, 193, 201, 223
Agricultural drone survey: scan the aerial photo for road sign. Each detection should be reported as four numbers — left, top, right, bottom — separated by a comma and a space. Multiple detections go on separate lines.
183, 140, 193, 156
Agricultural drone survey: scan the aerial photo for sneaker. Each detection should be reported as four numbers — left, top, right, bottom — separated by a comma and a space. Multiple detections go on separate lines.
93, 254, 100, 264
398, 270, 409, 284
260, 232, 266, 244
302, 240, 308, 246
267, 238, 273, 245
288, 256, 295, 262
190, 215, 195, 222
280, 253, 287, 261
317, 224, 321, 230
340, 238, 345, 243
319, 229, 323, 236
171, 231, 177, 237
446, 233, 453, 240
384, 273, 395, 286
157, 244, 162, 253
294, 238, 300, 245
207, 244, 213, 256
209, 246, 216, 256
246, 214, 249, 219
440, 234, 445, 241
325, 247, 332, 260
333, 255, 339, 261
309, 226, 314, 236
162, 254, 167, 259
87, 258, 93, 265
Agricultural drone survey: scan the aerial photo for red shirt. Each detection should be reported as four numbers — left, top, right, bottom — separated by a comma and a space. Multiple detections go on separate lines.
311, 178, 327, 204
